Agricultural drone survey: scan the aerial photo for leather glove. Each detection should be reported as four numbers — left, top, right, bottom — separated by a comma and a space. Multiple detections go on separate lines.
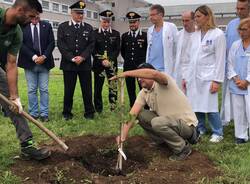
10, 97, 23, 114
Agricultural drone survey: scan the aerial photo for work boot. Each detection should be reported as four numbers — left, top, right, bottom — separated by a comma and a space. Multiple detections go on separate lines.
20, 140, 51, 160
169, 143, 192, 161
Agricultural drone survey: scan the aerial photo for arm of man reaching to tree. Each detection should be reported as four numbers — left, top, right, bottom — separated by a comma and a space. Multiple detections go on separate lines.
110, 69, 168, 143
110, 68, 168, 85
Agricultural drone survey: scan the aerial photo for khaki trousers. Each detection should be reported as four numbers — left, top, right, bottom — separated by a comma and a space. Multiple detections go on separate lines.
138, 110, 193, 153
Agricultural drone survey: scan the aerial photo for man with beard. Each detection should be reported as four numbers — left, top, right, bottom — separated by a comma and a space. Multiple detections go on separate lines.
111, 63, 199, 161
0, 0, 51, 160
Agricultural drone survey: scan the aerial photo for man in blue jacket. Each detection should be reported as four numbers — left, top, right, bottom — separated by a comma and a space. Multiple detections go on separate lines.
18, 13, 55, 122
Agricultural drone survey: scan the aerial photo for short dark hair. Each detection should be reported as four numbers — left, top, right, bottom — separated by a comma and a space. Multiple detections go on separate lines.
13, 0, 43, 13
137, 63, 156, 70
150, 4, 165, 17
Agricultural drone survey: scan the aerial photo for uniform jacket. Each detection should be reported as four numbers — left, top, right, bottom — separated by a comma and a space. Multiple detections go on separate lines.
92, 28, 120, 73
57, 21, 94, 71
121, 30, 147, 71
146, 21, 178, 76
18, 20, 55, 70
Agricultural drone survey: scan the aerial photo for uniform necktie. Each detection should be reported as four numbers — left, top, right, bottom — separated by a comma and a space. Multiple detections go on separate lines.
33, 24, 40, 54
75, 23, 79, 29
132, 31, 135, 38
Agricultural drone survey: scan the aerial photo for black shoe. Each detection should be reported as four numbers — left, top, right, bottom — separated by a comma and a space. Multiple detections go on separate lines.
21, 146, 51, 160
187, 126, 200, 144
235, 138, 247, 144
169, 144, 192, 161
40, 116, 49, 122
63, 113, 73, 121
84, 113, 94, 120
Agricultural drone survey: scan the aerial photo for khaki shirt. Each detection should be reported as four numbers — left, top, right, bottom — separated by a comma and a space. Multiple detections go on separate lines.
135, 75, 198, 126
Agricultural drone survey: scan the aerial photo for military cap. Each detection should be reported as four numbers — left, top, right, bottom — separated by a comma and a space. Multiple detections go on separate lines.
99, 10, 114, 20
70, 1, 86, 12
126, 11, 141, 22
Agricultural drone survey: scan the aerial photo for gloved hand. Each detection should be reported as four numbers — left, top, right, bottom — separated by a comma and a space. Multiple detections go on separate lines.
10, 97, 23, 114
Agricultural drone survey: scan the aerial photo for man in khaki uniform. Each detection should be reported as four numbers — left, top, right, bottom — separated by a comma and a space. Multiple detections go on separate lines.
111, 63, 199, 161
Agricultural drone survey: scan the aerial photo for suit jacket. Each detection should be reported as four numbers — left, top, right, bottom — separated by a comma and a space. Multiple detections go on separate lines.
121, 30, 147, 71
57, 21, 94, 71
18, 20, 55, 70
92, 29, 120, 73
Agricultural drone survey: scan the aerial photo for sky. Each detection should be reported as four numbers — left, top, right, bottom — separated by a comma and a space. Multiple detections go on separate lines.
144, 0, 236, 6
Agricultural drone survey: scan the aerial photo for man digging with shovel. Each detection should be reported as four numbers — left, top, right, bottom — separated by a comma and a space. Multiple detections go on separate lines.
111, 63, 199, 161
0, 0, 50, 160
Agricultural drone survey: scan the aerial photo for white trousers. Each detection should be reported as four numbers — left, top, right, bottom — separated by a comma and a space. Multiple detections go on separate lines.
231, 94, 250, 140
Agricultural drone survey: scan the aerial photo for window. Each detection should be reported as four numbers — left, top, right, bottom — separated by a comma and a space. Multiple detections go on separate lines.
86, 10, 91, 18
42, 0, 49, 10
112, 2, 115, 7
52, 3, 59, 12
93, 12, 98, 19
52, 21, 59, 29
3, 0, 13, 3
62, 5, 68, 13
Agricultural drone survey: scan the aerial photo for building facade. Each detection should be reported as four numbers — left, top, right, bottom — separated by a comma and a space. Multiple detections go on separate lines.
0, 0, 238, 66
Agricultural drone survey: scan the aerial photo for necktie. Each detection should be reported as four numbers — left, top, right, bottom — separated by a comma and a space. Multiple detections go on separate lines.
33, 24, 40, 54
132, 31, 135, 38
75, 23, 79, 29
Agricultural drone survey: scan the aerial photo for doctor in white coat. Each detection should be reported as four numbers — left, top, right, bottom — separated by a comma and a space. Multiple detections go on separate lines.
146, 4, 178, 77
226, 18, 250, 144
186, 5, 226, 143
174, 11, 196, 92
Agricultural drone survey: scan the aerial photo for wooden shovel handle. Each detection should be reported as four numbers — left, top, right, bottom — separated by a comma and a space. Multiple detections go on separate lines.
0, 93, 69, 151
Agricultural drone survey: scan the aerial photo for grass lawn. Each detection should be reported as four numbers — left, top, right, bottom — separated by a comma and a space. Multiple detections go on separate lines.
0, 68, 250, 183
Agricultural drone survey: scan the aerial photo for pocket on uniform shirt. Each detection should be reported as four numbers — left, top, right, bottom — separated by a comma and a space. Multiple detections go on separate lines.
197, 65, 215, 80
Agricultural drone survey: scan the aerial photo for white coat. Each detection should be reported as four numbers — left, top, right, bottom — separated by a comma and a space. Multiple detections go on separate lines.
226, 40, 250, 138
186, 28, 226, 112
146, 21, 178, 77
174, 29, 193, 89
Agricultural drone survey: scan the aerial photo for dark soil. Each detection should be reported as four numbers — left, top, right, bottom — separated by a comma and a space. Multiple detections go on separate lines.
11, 135, 220, 184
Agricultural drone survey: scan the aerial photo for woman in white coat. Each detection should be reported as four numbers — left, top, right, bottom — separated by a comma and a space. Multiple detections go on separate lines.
227, 18, 250, 144
186, 5, 226, 143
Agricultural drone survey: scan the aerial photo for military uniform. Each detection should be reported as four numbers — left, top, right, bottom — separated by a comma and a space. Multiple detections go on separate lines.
92, 10, 120, 112
57, 1, 95, 119
121, 12, 147, 107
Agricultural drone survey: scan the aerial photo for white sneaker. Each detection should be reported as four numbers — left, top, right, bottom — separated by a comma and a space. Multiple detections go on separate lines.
209, 134, 223, 143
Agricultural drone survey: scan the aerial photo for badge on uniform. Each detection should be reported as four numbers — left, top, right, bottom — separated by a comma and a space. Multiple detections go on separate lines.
206, 40, 212, 45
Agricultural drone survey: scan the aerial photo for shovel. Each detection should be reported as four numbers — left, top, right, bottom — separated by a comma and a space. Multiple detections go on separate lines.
0, 93, 69, 151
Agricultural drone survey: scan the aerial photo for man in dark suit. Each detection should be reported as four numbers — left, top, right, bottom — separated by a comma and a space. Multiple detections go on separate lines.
92, 10, 120, 112
121, 12, 147, 107
57, 1, 95, 120
18, 13, 55, 122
